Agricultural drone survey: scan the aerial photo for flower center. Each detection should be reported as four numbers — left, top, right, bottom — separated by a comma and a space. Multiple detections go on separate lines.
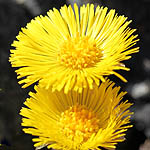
59, 105, 100, 141
58, 34, 103, 69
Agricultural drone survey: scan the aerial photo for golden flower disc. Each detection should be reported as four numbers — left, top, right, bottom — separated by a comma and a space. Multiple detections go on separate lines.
58, 33, 103, 69
59, 105, 100, 141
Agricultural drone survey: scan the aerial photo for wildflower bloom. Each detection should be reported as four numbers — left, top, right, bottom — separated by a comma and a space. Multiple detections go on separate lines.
10, 3, 139, 93
20, 79, 133, 150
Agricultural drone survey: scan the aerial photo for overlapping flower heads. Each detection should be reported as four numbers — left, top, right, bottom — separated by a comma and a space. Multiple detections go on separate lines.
9, 3, 139, 93
9, 3, 139, 150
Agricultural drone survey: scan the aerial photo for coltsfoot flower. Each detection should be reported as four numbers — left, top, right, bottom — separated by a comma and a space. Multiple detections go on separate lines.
20, 79, 133, 150
10, 3, 139, 93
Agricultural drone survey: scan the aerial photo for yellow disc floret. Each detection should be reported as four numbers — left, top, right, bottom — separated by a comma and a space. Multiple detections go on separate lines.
59, 105, 100, 141
58, 33, 103, 69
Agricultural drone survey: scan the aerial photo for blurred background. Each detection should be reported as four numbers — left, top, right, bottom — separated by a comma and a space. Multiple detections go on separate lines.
0, 0, 150, 149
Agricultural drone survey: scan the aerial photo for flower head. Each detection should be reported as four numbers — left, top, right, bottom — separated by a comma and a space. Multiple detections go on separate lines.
10, 3, 139, 93
20, 79, 133, 150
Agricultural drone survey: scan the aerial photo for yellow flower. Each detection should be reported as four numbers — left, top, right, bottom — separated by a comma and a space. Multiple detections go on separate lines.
20, 79, 133, 150
10, 3, 139, 93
